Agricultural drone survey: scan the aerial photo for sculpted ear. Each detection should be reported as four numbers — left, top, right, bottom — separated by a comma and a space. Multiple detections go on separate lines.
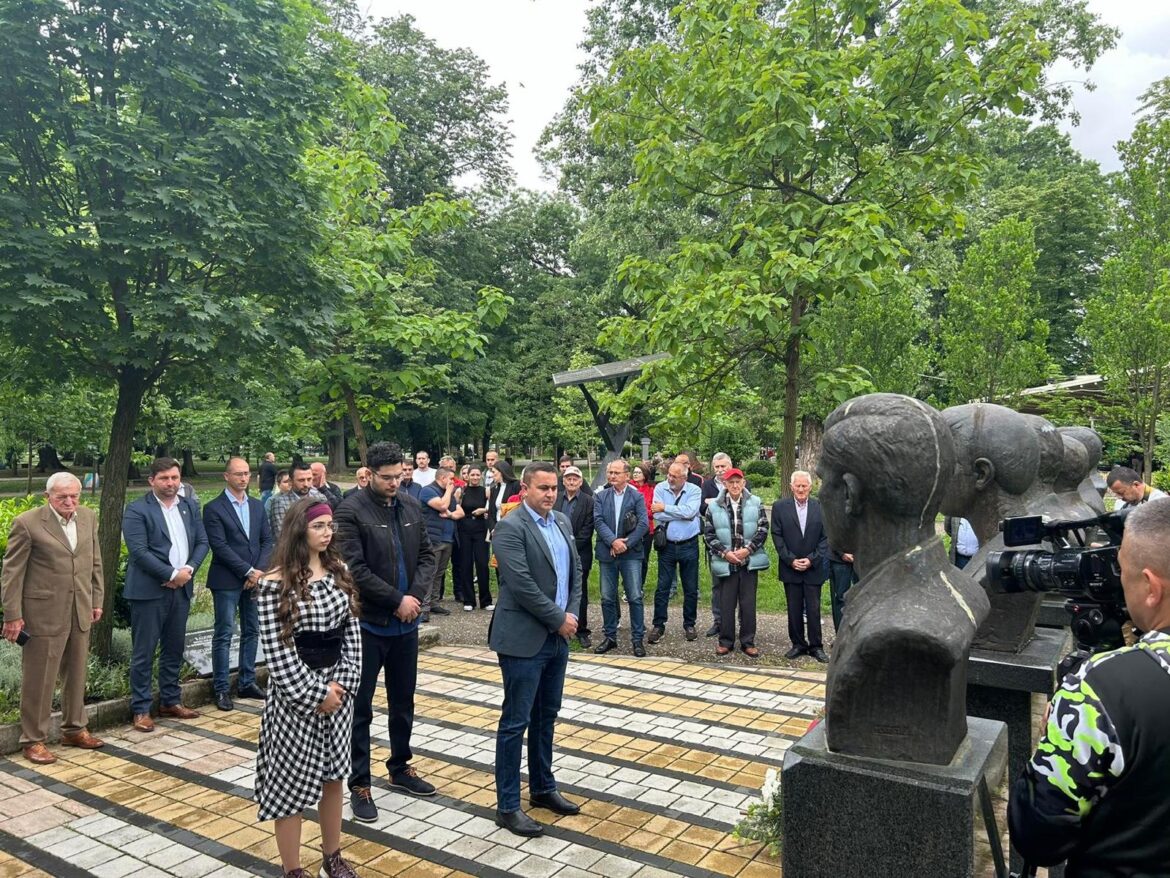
842, 473, 863, 517
973, 457, 996, 491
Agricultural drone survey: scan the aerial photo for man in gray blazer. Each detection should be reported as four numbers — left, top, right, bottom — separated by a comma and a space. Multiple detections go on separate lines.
489, 462, 583, 838
123, 457, 209, 732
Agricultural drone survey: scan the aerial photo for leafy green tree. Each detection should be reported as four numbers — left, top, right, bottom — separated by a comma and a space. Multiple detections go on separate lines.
1083, 112, 1170, 480
0, 0, 351, 656
586, 0, 1052, 484
941, 218, 1050, 404
355, 15, 513, 207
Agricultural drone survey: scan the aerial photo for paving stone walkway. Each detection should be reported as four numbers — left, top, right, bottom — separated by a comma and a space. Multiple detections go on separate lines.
0, 647, 823, 877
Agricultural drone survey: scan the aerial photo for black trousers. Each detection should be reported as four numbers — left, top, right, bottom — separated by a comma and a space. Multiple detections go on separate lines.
350, 626, 418, 788
785, 581, 824, 649
575, 542, 592, 635
718, 568, 758, 649
458, 535, 492, 607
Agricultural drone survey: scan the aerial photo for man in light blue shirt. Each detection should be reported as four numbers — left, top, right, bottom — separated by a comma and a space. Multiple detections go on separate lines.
648, 460, 704, 644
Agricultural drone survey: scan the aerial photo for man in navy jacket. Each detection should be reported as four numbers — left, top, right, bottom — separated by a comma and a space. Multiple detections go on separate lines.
771, 470, 829, 662
122, 457, 209, 731
203, 457, 273, 711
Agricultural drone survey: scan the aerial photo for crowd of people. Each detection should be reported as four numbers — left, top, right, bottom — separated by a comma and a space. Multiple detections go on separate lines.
5, 447, 1167, 875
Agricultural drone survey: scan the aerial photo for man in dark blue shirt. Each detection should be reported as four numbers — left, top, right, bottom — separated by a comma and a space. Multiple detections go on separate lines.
419, 467, 464, 621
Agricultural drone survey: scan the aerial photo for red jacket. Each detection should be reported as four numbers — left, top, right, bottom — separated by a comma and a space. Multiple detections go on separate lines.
633, 481, 656, 532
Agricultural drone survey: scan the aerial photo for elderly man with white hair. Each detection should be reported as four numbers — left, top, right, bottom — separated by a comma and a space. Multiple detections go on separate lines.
1, 472, 105, 763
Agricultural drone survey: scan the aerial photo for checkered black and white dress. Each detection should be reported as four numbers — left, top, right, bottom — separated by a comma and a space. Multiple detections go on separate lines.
254, 574, 362, 821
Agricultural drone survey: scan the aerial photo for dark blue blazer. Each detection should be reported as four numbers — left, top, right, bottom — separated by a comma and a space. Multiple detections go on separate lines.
122, 491, 209, 600
203, 491, 273, 591
593, 485, 649, 561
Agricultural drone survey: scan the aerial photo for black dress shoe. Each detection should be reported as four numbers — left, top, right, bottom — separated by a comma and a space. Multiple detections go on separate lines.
237, 683, 266, 700
577, 632, 593, 650
529, 790, 580, 816
810, 647, 829, 663
215, 692, 233, 711
705, 624, 720, 637
430, 604, 451, 616
684, 626, 698, 641
495, 809, 544, 837
594, 637, 618, 654
632, 641, 646, 657
646, 625, 665, 644
784, 646, 808, 660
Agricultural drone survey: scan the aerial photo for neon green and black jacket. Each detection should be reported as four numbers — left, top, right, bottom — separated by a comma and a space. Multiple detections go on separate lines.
1009, 629, 1170, 877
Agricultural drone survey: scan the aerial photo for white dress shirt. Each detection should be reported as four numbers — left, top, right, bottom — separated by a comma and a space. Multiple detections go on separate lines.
158, 496, 191, 580
50, 507, 78, 553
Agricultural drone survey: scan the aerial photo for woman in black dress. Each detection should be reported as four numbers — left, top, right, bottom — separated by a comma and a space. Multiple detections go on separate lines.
457, 465, 492, 610
255, 499, 362, 878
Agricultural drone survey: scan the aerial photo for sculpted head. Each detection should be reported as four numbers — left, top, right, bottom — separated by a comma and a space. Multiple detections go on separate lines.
939, 404, 1039, 522
1055, 434, 1091, 493
1020, 415, 1063, 487
817, 394, 955, 556
1059, 426, 1102, 471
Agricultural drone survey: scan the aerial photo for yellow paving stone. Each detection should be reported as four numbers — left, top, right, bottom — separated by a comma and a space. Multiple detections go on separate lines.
591, 819, 637, 844
680, 824, 727, 848
660, 839, 709, 865
621, 829, 671, 855
739, 858, 783, 878
699, 843, 757, 873
394, 859, 452, 878
579, 799, 621, 820
145, 801, 197, 822
172, 808, 220, 829
244, 836, 282, 862
344, 837, 393, 864
716, 835, 764, 857
221, 825, 270, 850
643, 815, 692, 838
551, 813, 601, 833
440, 781, 480, 800
639, 753, 674, 769
609, 806, 651, 828
464, 787, 498, 808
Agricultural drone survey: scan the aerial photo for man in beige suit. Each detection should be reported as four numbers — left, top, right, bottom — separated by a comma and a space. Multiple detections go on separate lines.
1, 472, 105, 763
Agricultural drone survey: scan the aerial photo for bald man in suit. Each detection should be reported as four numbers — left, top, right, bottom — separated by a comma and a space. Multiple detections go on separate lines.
1, 473, 105, 763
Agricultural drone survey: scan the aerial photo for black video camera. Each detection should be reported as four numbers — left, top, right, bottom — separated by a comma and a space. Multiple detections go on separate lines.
986, 508, 1131, 674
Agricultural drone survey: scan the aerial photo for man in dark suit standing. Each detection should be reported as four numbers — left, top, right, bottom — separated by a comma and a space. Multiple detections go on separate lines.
203, 457, 274, 711
123, 457, 210, 731
490, 462, 583, 837
553, 465, 593, 649
771, 469, 829, 662
592, 459, 650, 656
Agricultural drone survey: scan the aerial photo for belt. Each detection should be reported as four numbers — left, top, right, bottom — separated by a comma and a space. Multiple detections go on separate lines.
669, 535, 698, 544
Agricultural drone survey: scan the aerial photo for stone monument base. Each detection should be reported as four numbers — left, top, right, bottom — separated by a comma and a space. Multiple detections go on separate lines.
1036, 596, 1070, 629
781, 716, 1007, 878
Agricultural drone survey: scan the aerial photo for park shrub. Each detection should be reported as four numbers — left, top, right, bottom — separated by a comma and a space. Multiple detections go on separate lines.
1152, 470, 1170, 494
743, 459, 778, 479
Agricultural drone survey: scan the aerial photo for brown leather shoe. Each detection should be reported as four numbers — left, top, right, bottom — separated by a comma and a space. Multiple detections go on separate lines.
61, 729, 105, 749
132, 713, 155, 732
23, 742, 56, 764
158, 704, 199, 719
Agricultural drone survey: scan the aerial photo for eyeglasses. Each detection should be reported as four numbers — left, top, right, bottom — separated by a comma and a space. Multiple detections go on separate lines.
373, 472, 402, 482
308, 521, 338, 532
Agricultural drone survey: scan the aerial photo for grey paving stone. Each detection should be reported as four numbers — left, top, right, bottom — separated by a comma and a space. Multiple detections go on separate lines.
70, 843, 124, 870
445, 835, 494, 860
170, 853, 228, 878
477, 843, 529, 871
590, 853, 643, 878
89, 855, 146, 878
517, 834, 570, 858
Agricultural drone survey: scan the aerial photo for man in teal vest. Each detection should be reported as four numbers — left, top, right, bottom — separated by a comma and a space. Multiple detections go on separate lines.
702, 469, 769, 657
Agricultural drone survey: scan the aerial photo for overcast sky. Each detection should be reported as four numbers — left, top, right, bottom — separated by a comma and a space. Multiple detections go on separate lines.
366, 0, 1170, 190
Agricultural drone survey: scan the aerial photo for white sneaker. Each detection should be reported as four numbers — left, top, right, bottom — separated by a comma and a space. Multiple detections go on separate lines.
463, 605, 474, 612
484, 604, 495, 611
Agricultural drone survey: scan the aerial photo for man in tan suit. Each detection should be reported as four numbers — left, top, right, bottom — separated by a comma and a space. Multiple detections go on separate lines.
1, 472, 105, 763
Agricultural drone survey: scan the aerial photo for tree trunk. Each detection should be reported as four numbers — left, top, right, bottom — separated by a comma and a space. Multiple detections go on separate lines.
799, 415, 824, 481
181, 448, 198, 477
26, 436, 33, 495
36, 445, 64, 472
343, 386, 369, 466
327, 419, 346, 473
92, 367, 149, 661
1142, 365, 1163, 483
779, 295, 806, 492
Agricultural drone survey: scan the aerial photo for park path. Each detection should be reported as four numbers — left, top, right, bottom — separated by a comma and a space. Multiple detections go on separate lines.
0, 646, 825, 877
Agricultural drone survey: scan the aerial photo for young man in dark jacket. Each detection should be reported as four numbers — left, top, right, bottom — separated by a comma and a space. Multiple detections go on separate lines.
334, 442, 438, 822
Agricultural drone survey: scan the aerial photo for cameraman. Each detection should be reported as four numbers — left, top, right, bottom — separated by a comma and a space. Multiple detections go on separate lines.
1106, 466, 1167, 509
1008, 498, 1170, 876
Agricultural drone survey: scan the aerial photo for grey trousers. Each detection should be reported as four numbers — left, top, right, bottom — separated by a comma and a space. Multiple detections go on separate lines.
422, 542, 454, 613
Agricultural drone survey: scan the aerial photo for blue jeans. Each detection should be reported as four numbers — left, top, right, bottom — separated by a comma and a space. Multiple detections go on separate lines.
495, 633, 569, 813
211, 587, 260, 694
129, 589, 191, 716
652, 537, 699, 630
599, 557, 646, 643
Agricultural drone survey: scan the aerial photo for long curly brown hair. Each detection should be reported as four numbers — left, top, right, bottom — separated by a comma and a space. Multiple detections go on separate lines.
266, 497, 360, 648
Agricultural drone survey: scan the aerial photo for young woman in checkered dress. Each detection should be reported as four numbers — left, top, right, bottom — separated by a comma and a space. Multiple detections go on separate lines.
255, 498, 363, 878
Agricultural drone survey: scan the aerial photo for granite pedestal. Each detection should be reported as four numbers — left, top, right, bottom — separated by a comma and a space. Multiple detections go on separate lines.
967, 626, 1070, 876
781, 716, 1007, 878
1036, 596, 1070, 629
